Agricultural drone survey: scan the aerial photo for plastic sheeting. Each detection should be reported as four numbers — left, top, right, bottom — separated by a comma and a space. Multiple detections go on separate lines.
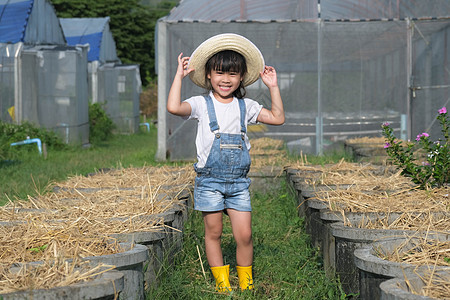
164, 0, 450, 21
157, 0, 450, 160
59, 17, 120, 63
0, 0, 33, 43
20, 45, 90, 145
0, 43, 20, 123
0, 0, 65, 45
97, 64, 142, 134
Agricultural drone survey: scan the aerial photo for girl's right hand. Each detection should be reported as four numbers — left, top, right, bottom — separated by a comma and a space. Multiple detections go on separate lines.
177, 53, 194, 78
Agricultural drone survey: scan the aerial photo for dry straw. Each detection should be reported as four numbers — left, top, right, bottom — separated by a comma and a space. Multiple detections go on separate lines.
287, 158, 389, 174
289, 160, 449, 231
250, 137, 289, 168
0, 165, 195, 293
419, 270, 450, 299
55, 165, 194, 189
375, 236, 450, 298
0, 219, 127, 264
287, 154, 450, 297
316, 187, 449, 213
344, 211, 450, 232
1, 165, 195, 222
346, 136, 387, 145
376, 236, 450, 267
0, 258, 116, 294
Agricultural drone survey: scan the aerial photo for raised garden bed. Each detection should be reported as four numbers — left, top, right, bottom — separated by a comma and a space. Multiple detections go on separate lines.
354, 236, 450, 299
0, 166, 195, 298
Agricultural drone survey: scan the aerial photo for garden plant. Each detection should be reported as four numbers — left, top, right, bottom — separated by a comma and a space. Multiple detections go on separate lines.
382, 107, 450, 189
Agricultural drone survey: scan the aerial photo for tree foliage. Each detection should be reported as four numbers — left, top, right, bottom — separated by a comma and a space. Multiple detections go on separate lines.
51, 0, 177, 86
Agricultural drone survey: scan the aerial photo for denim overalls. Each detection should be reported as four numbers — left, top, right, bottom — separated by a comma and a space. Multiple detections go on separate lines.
193, 95, 252, 212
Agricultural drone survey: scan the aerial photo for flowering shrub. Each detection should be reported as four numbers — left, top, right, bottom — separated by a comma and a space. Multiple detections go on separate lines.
381, 107, 449, 189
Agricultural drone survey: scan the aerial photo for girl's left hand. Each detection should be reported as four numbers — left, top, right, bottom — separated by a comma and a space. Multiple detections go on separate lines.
260, 66, 278, 88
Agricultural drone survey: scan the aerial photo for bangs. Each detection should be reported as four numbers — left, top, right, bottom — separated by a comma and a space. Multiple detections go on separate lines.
206, 50, 247, 75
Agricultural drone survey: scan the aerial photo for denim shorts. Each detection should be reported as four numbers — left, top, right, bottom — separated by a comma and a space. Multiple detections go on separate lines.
194, 176, 252, 212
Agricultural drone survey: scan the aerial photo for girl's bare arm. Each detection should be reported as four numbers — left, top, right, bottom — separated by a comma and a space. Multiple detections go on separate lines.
167, 53, 193, 117
257, 66, 285, 125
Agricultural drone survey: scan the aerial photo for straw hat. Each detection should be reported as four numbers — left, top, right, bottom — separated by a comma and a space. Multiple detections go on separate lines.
188, 33, 265, 89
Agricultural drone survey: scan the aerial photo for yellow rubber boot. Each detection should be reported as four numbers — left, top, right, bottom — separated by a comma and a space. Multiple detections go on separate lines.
236, 265, 254, 290
210, 265, 232, 292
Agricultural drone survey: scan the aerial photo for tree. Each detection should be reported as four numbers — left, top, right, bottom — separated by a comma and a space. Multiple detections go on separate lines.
51, 0, 177, 86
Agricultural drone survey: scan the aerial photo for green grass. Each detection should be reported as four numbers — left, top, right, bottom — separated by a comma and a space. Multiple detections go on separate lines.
147, 181, 347, 299
287, 144, 354, 165
0, 124, 180, 205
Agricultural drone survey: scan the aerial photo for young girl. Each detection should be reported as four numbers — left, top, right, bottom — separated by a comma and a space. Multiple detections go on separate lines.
167, 33, 284, 292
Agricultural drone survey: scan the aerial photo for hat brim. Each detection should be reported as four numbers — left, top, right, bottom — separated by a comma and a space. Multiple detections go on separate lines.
188, 33, 265, 89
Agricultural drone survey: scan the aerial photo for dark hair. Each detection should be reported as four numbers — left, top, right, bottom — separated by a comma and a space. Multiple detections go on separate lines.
205, 50, 247, 99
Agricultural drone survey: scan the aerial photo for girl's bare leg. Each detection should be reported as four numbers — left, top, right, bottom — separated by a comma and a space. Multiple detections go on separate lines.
203, 211, 224, 267
227, 209, 253, 266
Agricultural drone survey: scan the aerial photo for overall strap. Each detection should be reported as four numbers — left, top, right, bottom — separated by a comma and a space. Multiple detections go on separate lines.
203, 95, 246, 134
238, 98, 247, 134
203, 95, 219, 132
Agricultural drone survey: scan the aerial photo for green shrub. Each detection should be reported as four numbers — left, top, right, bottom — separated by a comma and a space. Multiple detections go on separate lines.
88, 102, 115, 144
0, 121, 66, 159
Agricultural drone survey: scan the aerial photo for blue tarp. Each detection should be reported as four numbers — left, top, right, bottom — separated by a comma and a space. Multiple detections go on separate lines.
60, 17, 119, 62
0, 0, 33, 43
65, 33, 102, 62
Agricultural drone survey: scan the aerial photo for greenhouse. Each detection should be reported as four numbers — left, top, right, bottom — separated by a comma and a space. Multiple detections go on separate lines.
156, 0, 450, 160
60, 17, 142, 134
20, 45, 89, 145
97, 63, 142, 134
0, 0, 89, 145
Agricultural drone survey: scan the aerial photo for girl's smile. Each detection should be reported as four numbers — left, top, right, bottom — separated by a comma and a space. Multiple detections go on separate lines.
208, 70, 243, 102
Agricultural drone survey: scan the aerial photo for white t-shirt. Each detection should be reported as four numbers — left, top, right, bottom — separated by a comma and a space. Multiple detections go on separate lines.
185, 91, 263, 168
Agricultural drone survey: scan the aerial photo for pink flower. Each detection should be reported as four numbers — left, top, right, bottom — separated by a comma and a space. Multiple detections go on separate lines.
382, 122, 390, 127
416, 133, 429, 141
384, 142, 391, 148
439, 107, 447, 114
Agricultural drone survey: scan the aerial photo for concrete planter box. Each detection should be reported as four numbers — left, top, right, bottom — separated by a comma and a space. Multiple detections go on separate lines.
83, 243, 148, 300
319, 211, 407, 277
354, 236, 450, 300
109, 205, 189, 291
303, 197, 345, 251
344, 142, 388, 165
0, 190, 192, 299
304, 197, 329, 248
330, 222, 429, 297
249, 166, 284, 193
111, 230, 166, 291
0, 269, 124, 300
295, 183, 351, 199
380, 270, 450, 300
108, 194, 192, 291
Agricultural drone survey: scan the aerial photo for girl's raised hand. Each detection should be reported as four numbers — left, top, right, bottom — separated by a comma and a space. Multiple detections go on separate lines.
260, 66, 278, 89
177, 53, 194, 78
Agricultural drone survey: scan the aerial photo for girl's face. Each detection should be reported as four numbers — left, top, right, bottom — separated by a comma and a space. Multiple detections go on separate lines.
207, 69, 243, 102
